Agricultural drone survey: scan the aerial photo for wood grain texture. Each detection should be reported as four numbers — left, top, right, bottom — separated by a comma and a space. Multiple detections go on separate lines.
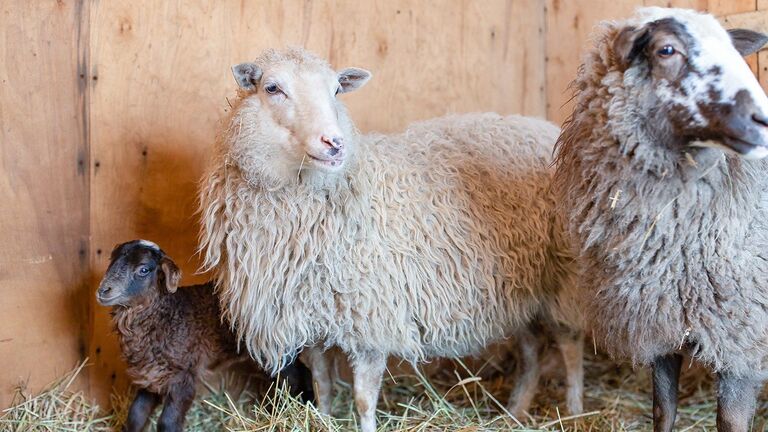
86, 0, 547, 401
708, 0, 757, 15
759, 50, 768, 92
720, 9, 768, 35
0, 0, 89, 406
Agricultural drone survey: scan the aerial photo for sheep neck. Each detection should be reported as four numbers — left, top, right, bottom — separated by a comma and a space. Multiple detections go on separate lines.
110, 290, 171, 340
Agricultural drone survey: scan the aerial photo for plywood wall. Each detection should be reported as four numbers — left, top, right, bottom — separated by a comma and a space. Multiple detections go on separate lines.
0, 1, 90, 408
1, 0, 766, 407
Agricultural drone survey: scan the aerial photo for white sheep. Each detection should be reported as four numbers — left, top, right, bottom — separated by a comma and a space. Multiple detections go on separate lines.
553, 7, 768, 432
199, 47, 583, 431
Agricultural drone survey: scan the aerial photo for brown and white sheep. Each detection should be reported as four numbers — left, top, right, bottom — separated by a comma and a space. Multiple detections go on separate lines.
553, 7, 768, 432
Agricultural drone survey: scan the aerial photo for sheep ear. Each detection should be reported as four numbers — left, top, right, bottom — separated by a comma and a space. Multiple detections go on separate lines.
613, 25, 650, 70
232, 63, 262, 91
159, 256, 181, 293
728, 29, 768, 56
337, 67, 371, 94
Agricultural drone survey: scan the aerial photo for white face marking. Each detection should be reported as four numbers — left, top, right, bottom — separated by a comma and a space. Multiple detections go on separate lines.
743, 145, 768, 159
138, 239, 160, 250
633, 7, 768, 125
691, 35, 768, 112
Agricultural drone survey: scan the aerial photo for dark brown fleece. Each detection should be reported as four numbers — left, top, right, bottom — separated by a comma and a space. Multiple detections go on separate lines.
111, 282, 241, 394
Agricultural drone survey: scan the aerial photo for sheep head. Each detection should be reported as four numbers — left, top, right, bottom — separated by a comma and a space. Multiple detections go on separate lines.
227, 48, 371, 186
97, 240, 181, 307
612, 8, 768, 159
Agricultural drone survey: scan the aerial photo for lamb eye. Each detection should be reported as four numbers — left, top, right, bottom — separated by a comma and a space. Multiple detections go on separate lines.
137, 266, 150, 277
657, 45, 676, 57
264, 83, 280, 95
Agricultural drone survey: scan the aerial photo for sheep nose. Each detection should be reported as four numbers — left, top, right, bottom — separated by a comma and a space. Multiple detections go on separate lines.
752, 113, 768, 127
321, 135, 344, 150
100, 286, 112, 295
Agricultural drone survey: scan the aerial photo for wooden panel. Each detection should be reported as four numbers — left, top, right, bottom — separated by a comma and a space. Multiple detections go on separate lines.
720, 10, 768, 32
644, 0, 708, 8
87, 0, 547, 402
0, 0, 89, 406
759, 50, 768, 93
709, 0, 757, 15
760, 0, 768, 10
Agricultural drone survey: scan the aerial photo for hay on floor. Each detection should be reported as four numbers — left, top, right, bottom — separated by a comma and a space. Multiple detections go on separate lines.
2, 351, 767, 431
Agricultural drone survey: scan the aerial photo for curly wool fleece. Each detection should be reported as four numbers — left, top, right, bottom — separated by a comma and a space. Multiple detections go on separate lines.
553, 9, 768, 378
200, 101, 578, 374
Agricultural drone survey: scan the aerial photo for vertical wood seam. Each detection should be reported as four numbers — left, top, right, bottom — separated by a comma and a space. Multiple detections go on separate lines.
541, 0, 548, 119
75, 0, 92, 393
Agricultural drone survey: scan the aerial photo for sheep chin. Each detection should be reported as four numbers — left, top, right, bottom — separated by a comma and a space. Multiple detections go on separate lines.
742, 145, 768, 160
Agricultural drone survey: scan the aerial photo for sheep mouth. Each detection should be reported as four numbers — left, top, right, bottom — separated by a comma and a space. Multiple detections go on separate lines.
305, 153, 345, 168
97, 294, 122, 306
692, 136, 768, 160
721, 135, 768, 160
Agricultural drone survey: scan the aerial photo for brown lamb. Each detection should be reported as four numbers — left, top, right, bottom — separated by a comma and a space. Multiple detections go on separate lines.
97, 239, 313, 432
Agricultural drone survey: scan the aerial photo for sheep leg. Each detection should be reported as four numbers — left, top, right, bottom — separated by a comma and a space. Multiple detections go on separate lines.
302, 346, 334, 415
157, 376, 196, 432
506, 325, 542, 419
716, 372, 763, 432
123, 388, 160, 432
279, 358, 316, 404
651, 353, 682, 432
351, 352, 386, 432
556, 330, 584, 415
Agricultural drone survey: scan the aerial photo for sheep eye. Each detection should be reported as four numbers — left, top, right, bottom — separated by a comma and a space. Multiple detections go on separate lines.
264, 83, 280, 95
657, 45, 676, 58
137, 266, 150, 277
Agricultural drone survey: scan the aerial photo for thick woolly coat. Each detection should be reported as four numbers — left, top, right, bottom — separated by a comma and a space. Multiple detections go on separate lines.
553, 17, 768, 378
112, 283, 240, 393
200, 106, 577, 373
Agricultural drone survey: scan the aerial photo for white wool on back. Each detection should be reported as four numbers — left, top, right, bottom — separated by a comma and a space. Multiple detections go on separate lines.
200, 109, 576, 374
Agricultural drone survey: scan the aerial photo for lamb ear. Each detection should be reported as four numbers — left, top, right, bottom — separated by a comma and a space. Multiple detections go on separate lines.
728, 29, 768, 56
232, 62, 263, 91
159, 256, 181, 293
613, 25, 651, 70
337, 67, 371, 93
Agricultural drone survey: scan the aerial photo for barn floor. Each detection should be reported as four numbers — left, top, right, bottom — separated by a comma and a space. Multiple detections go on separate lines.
2, 349, 767, 431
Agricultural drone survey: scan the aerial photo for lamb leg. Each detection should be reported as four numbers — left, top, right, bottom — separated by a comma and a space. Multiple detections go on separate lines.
157, 375, 195, 432
123, 388, 160, 432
